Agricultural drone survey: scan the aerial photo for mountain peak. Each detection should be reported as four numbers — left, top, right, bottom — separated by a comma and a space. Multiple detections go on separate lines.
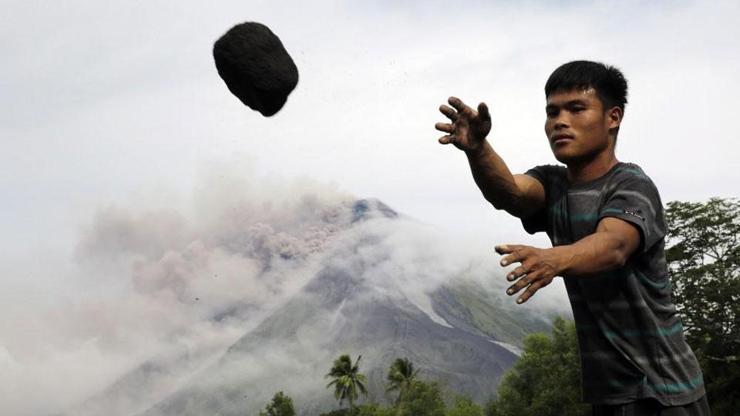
350, 199, 398, 223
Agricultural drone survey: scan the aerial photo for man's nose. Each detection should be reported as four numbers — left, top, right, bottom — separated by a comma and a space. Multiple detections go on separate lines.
554, 116, 569, 130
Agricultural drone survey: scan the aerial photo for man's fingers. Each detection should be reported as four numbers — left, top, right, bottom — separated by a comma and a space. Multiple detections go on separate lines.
435, 122, 454, 133
506, 266, 539, 294
501, 254, 519, 267
518, 276, 555, 304
506, 274, 529, 296
495, 244, 523, 255
506, 265, 529, 281
516, 279, 547, 304
477, 102, 490, 120
438, 135, 455, 145
439, 105, 458, 121
448, 96, 473, 116
499, 246, 526, 266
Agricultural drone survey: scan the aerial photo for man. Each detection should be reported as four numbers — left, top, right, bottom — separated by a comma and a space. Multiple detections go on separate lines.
435, 61, 709, 415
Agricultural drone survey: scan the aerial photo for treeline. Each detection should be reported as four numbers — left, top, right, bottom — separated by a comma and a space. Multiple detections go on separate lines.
664, 198, 739, 415
259, 354, 489, 416
258, 198, 739, 416
258, 318, 587, 416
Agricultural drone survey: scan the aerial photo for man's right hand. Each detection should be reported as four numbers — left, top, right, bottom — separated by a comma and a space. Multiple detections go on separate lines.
436, 96, 492, 152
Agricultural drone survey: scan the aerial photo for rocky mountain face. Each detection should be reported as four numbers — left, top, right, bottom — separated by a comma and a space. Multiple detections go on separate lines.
67, 199, 559, 416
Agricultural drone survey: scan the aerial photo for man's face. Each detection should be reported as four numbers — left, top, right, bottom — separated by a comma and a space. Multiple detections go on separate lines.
544, 88, 619, 165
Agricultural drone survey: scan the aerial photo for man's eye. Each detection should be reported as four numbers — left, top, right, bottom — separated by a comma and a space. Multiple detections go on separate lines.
571, 107, 585, 113
546, 110, 558, 117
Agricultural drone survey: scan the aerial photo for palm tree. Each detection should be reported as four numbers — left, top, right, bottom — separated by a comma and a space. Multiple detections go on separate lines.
386, 357, 419, 404
325, 354, 368, 411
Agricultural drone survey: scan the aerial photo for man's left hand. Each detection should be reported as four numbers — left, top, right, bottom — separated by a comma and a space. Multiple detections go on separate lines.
495, 244, 567, 304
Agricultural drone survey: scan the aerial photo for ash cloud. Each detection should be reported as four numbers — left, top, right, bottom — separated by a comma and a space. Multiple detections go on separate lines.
0, 161, 354, 415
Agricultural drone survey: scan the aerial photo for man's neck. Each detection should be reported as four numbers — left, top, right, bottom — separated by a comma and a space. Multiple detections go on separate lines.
567, 151, 619, 184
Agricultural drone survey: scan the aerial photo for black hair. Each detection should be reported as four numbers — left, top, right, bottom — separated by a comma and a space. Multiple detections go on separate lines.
545, 60, 628, 112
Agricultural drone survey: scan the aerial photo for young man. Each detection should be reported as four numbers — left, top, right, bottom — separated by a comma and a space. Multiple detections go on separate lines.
435, 61, 709, 415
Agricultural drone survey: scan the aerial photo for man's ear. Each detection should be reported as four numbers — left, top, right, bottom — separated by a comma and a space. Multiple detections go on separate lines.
607, 106, 623, 130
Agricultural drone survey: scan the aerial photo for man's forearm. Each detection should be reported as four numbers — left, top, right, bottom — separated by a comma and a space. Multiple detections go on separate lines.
465, 141, 525, 215
552, 230, 633, 277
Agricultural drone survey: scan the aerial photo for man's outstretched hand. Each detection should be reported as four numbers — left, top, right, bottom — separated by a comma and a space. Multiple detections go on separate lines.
436, 96, 491, 152
495, 244, 567, 304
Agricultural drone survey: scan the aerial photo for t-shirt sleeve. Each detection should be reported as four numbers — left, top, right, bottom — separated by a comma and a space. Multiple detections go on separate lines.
520, 165, 549, 234
598, 168, 666, 253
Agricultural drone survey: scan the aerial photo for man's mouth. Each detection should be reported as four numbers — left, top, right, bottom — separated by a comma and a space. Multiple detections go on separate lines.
552, 134, 574, 145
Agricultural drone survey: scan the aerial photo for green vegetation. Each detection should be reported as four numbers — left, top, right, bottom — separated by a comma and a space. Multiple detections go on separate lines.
485, 317, 589, 416
259, 391, 296, 416
311, 354, 477, 416
395, 380, 446, 416
325, 354, 368, 412
386, 357, 419, 404
317, 354, 447, 416
446, 396, 483, 416
666, 197, 740, 415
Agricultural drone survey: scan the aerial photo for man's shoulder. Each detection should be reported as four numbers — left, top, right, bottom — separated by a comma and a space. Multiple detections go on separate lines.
612, 162, 651, 180
607, 162, 661, 195
527, 163, 568, 174
525, 163, 568, 184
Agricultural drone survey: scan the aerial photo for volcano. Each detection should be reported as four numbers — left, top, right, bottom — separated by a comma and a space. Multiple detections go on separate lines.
66, 199, 559, 416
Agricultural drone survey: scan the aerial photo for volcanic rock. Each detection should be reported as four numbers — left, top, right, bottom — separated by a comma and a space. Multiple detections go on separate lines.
213, 22, 299, 117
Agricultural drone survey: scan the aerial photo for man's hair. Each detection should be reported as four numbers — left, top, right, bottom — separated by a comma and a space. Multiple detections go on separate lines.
545, 60, 628, 113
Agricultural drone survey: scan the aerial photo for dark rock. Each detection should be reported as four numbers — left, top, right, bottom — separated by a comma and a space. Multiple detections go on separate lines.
213, 22, 299, 117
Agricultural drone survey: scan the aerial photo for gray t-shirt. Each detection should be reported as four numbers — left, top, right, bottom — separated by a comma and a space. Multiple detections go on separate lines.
522, 162, 705, 405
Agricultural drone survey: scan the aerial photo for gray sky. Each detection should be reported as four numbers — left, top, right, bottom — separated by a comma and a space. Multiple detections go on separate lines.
1, 0, 739, 412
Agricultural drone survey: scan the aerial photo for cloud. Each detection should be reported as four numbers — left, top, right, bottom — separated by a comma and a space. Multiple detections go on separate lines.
0, 159, 354, 415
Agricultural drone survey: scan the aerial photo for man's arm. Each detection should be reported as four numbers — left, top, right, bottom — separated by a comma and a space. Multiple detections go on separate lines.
465, 142, 545, 218
436, 96, 545, 218
495, 217, 641, 304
